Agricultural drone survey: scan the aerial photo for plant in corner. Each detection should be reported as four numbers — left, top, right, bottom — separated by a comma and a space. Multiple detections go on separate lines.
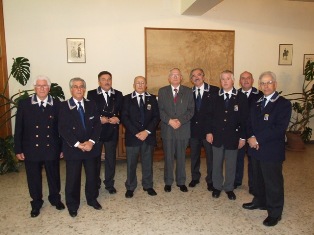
0, 57, 65, 174
284, 60, 314, 150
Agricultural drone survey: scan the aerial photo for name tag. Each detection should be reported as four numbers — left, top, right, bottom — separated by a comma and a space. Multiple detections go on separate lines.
147, 104, 151, 110
264, 114, 269, 121
234, 105, 238, 111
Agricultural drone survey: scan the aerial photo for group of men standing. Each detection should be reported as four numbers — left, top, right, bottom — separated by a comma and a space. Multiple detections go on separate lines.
14, 68, 291, 227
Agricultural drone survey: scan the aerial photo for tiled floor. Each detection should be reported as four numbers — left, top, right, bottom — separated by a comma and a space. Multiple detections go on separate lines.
0, 145, 313, 235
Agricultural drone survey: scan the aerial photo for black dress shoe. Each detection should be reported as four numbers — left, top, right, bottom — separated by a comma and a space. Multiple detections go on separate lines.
188, 180, 200, 187
53, 201, 65, 210
207, 183, 214, 191
30, 209, 40, 218
177, 185, 188, 192
212, 188, 221, 198
125, 190, 134, 198
242, 202, 267, 210
143, 188, 157, 196
106, 186, 117, 194
226, 191, 236, 200
68, 210, 77, 217
88, 201, 102, 210
263, 216, 281, 227
164, 185, 171, 192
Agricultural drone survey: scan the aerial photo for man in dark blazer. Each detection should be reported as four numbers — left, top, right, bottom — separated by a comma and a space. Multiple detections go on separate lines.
189, 68, 219, 191
208, 70, 249, 200
243, 71, 291, 227
14, 75, 65, 218
158, 68, 194, 193
235, 71, 263, 194
58, 77, 102, 217
121, 76, 160, 198
87, 71, 123, 194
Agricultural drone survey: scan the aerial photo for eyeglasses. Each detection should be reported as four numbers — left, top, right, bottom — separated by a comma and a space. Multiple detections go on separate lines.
35, 85, 49, 89
72, 85, 85, 89
260, 80, 275, 86
170, 74, 181, 78
135, 82, 146, 86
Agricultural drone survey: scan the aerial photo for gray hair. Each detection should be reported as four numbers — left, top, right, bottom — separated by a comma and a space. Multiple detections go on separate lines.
168, 68, 182, 77
190, 68, 205, 79
259, 71, 277, 82
33, 75, 51, 86
69, 77, 86, 89
220, 70, 234, 81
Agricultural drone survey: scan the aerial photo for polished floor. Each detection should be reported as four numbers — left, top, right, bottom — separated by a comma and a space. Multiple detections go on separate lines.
0, 145, 313, 235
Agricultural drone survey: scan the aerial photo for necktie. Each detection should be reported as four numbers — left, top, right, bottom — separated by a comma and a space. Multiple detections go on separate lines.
261, 97, 267, 110
40, 101, 45, 112
225, 93, 230, 109
245, 91, 248, 97
78, 101, 86, 129
105, 91, 109, 106
196, 88, 201, 111
174, 88, 178, 103
139, 95, 145, 125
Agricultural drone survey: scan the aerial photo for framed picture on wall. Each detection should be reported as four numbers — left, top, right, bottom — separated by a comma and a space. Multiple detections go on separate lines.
66, 38, 86, 63
278, 44, 293, 65
303, 54, 314, 74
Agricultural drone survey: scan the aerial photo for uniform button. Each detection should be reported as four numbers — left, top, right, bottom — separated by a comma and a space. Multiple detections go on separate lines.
224, 119, 227, 122
47, 135, 50, 138
73, 127, 75, 129
47, 144, 50, 147
47, 126, 50, 128
36, 144, 39, 147
36, 126, 39, 128
36, 135, 38, 137
225, 111, 228, 113
196, 122, 198, 124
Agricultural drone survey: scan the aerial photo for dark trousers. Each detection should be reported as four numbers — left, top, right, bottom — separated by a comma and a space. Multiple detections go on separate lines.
235, 145, 253, 188
125, 142, 154, 191
25, 160, 61, 210
96, 140, 117, 188
163, 139, 189, 186
189, 137, 213, 184
65, 158, 98, 211
251, 157, 284, 218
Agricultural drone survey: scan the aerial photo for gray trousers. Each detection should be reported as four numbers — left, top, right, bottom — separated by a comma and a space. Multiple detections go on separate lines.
125, 142, 154, 191
212, 146, 238, 192
163, 139, 189, 185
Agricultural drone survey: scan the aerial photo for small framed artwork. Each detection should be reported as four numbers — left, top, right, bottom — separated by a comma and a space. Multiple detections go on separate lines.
66, 38, 86, 63
303, 54, 314, 74
278, 44, 293, 65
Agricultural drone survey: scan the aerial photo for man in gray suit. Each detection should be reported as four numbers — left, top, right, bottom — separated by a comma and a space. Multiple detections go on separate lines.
158, 68, 195, 193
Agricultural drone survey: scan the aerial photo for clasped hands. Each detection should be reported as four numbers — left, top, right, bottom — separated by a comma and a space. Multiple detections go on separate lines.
247, 136, 259, 150
168, 119, 181, 129
136, 130, 148, 141
77, 141, 94, 152
100, 116, 119, 125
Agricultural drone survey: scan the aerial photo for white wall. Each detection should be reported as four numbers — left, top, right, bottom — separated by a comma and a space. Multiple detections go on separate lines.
3, 0, 314, 133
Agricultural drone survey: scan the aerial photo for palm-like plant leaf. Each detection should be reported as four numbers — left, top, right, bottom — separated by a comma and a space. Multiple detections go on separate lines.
11, 57, 30, 85
50, 83, 65, 100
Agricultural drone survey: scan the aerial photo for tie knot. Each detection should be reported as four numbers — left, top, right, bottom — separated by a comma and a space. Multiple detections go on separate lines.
245, 91, 248, 96
225, 93, 229, 99
174, 88, 178, 93
105, 91, 109, 96
139, 94, 143, 98
41, 101, 44, 105
78, 101, 81, 105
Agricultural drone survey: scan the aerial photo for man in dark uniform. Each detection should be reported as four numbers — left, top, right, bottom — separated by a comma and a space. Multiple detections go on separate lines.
208, 70, 248, 200
188, 68, 219, 191
234, 71, 262, 194
58, 77, 101, 217
14, 75, 65, 218
87, 71, 123, 194
121, 76, 160, 198
243, 71, 291, 227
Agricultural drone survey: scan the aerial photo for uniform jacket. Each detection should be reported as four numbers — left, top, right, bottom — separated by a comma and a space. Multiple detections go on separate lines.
210, 87, 249, 150
87, 87, 123, 142
14, 95, 61, 161
121, 91, 160, 146
158, 85, 194, 140
247, 92, 292, 162
58, 97, 101, 160
191, 83, 219, 139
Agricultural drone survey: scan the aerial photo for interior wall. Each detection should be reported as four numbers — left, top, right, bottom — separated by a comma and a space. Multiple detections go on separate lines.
3, 0, 314, 134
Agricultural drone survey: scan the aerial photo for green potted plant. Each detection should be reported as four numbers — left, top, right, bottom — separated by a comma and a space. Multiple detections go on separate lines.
0, 57, 64, 174
284, 60, 314, 151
